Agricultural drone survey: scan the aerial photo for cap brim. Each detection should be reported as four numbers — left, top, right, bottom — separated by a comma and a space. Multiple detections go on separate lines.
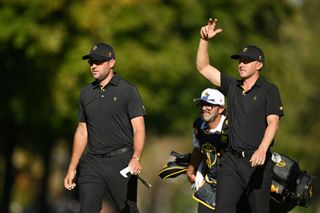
82, 55, 90, 60
82, 54, 111, 61
230, 54, 256, 62
230, 54, 240, 59
193, 98, 224, 106
193, 98, 212, 105
193, 98, 203, 104
231, 52, 265, 63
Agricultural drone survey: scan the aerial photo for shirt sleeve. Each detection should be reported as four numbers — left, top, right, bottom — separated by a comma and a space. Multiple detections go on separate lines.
126, 85, 147, 119
78, 91, 86, 122
220, 73, 237, 96
266, 84, 284, 117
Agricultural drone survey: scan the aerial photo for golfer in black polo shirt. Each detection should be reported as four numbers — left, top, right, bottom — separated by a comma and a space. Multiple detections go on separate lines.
195, 18, 284, 213
64, 42, 147, 213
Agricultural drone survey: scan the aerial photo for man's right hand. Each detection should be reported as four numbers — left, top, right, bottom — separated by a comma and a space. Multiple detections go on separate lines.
64, 169, 77, 190
186, 166, 196, 183
187, 172, 196, 184
200, 18, 222, 40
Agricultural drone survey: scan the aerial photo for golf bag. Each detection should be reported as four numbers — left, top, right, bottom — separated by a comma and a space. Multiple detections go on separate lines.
158, 151, 191, 179
159, 151, 217, 209
270, 153, 314, 212
159, 151, 314, 212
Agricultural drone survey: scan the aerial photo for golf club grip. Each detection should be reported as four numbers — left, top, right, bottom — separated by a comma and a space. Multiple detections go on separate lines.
138, 176, 152, 188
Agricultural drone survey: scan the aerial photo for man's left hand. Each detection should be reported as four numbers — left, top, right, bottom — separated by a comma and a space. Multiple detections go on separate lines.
129, 156, 142, 175
250, 148, 266, 167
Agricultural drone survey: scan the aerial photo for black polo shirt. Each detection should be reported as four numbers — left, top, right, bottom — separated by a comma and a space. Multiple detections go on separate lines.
78, 73, 147, 154
220, 73, 284, 151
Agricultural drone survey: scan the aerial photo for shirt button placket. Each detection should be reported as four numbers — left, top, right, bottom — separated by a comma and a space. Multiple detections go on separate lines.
101, 88, 105, 98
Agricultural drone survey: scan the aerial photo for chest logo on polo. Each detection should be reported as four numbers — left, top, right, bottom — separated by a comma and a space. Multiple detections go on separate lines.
253, 96, 257, 101
113, 97, 118, 102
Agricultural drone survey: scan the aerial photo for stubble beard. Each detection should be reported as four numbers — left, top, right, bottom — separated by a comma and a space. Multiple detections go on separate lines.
201, 111, 218, 122
93, 69, 111, 82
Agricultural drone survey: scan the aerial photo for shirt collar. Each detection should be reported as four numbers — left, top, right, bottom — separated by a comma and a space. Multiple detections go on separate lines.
236, 75, 266, 89
91, 72, 121, 89
254, 75, 265, 87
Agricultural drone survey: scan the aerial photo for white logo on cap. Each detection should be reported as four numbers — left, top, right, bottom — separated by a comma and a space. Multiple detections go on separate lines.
199, 88, 225, 106
243, 47, 248, 52
93, 45, 98, 51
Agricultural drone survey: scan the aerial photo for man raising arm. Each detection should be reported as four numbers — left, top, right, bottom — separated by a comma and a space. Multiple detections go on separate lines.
196, 18, 222, 87
195, 18, 284, 213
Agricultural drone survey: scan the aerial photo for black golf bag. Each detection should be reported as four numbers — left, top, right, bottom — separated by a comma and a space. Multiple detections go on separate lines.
270, 153, 313, 212
159, 151, 217, 210
159, 151, 314, 212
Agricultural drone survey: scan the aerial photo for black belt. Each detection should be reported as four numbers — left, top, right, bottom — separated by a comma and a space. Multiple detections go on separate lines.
229, 147, 254, 158
92, 147, 131, 158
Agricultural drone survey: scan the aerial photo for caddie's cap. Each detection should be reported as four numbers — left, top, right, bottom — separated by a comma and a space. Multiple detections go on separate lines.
231, 45, 264, 63
193, 88, 225, 106
82, 42, 115, 61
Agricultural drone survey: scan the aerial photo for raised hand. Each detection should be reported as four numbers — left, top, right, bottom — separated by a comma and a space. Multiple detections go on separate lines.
200, 18, 222, 40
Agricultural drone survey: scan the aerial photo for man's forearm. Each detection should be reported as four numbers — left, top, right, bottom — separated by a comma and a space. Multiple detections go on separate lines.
189, 148, 202, 172
186, 148, 202, 182
68, 123, 88, 171
196, 37, 221, 87
196, 38, 210, 72
133, 132, 145, 159
131, 116, 146, 159
68, 139, 87, 171
259, 116, 280, 152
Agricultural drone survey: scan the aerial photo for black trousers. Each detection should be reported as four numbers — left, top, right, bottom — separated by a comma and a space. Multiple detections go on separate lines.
215, 151, 273, 213
77, 152, 139, 213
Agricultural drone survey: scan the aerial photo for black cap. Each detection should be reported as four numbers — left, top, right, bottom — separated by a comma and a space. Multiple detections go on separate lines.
82, 42, 115, 61
231, 45, 264, 63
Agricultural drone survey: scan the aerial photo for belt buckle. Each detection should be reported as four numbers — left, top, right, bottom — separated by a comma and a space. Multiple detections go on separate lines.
241, 151, 245, 158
